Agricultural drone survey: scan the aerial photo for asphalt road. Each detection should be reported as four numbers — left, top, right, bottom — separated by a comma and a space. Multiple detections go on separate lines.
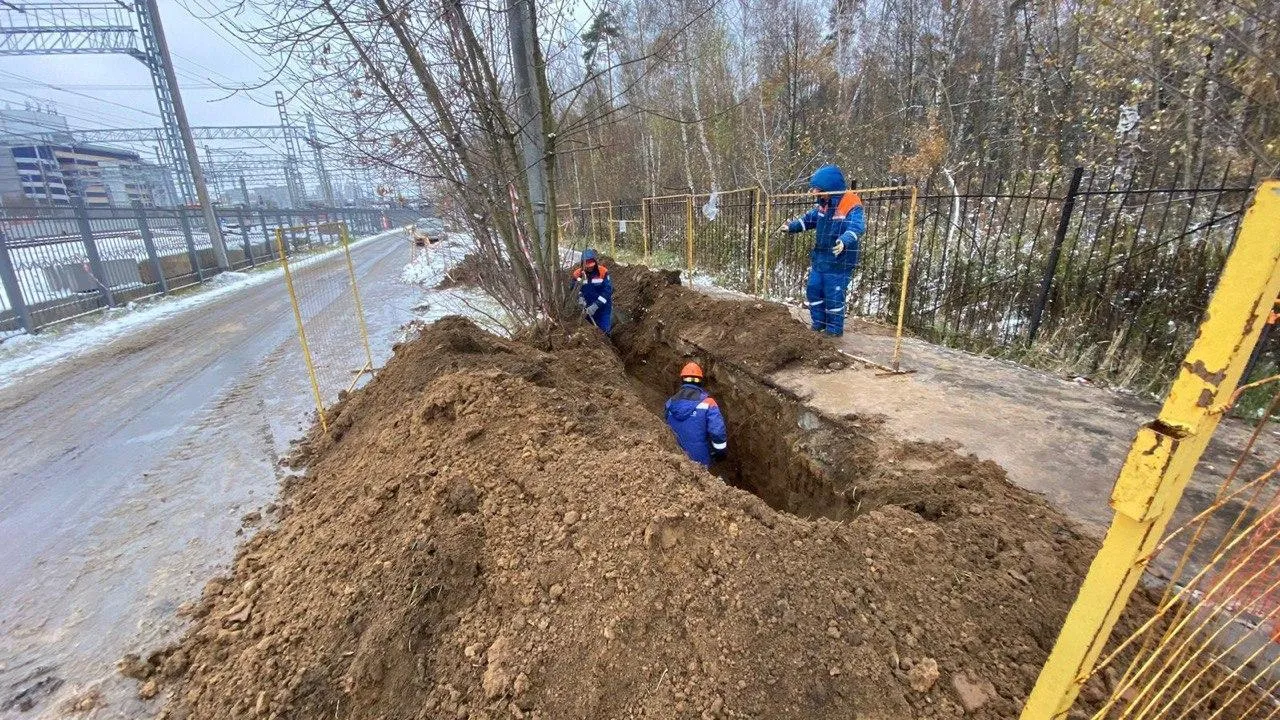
0, 230, 426, 718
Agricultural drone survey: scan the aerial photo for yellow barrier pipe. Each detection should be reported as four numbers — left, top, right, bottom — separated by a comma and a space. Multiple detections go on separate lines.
1020, 181, 1280, 719
891, 186, 918, 371
607, 201, 617, 257
685, 194, 694, 283
340, 222, 375, 376
276, 227, 329, 433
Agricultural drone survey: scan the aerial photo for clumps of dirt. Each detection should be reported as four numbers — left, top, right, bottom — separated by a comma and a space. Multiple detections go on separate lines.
435, 251, 485, 290
611, 264, 844, 376
141, 316, 1137, 720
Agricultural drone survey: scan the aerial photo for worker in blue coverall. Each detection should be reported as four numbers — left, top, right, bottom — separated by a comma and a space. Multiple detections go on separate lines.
664, 362, 728, 466
777, 164, 866, 336
573, 248, 613, 331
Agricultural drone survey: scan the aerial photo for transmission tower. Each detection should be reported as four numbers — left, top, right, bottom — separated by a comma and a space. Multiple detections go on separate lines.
275, 90, 304, 207
0, 0, 228, 267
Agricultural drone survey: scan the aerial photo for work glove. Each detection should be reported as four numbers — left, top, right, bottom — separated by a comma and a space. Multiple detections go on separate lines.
777, 222, 791, 235
577, 295, 586, 308
832, 239, 845, 257
585, 302, 599, 317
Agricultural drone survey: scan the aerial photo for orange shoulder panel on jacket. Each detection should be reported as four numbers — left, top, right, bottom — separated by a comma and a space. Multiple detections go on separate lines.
704, 396, 718, 408
597, 263, 609, 276
571, 267, 583, 279
835, 191, 862, 218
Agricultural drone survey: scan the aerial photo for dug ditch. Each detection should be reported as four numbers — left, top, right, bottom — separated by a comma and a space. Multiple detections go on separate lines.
129, 263, 1269, 720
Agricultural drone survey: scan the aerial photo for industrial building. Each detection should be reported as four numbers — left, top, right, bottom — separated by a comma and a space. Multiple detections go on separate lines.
0, 105, 179, 208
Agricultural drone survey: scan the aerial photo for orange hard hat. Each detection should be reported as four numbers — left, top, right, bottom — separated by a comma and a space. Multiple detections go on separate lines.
680, 362, 704, 380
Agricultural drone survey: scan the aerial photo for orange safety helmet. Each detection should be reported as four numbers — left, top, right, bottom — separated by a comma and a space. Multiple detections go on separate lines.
680, 361, 704, 383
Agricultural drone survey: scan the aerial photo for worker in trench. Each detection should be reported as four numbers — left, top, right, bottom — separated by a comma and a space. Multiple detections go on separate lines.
664, 362, 728, 466
572, 248, 613, 331
777, 164, 865, 337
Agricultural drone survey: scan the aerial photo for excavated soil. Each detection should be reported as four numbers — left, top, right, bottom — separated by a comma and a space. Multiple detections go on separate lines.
131, 266, 1265, 719
435, 252, 485, 290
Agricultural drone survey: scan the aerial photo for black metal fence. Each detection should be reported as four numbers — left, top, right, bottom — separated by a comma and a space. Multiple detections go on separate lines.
888, 166, 1260, 394
560, 163, 1268, 395
0, 201, 417, 338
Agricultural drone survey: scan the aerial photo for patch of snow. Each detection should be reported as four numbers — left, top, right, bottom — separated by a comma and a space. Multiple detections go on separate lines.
0, 227, 411, 390
399, 246, 449, 286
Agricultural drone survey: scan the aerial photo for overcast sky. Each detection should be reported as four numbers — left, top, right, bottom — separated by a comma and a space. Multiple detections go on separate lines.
0, 0, 276, 130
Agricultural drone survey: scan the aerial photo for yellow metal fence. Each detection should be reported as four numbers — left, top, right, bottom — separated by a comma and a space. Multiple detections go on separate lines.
1022, 181, 1280, 719
276, 221, 375, 432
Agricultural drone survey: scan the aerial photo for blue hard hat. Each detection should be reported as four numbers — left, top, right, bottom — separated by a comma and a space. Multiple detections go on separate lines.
810, 164, 847, 193
582, 248, 598, 262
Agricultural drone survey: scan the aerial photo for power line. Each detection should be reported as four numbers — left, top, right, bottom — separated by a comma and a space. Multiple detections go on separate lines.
0, 69, 162, 120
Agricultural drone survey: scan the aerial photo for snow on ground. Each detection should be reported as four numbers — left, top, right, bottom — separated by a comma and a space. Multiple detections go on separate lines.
0, 228, 411, 390
397, 237, 509, 337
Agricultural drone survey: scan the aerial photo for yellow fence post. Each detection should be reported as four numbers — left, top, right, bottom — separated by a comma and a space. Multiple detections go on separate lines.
339, 222, 375, 392
275, 227, 329, 433
891, 186, 918, 371
1020, 181, 1280, 719
685, 194, 695, 283
607, 201, 617, 257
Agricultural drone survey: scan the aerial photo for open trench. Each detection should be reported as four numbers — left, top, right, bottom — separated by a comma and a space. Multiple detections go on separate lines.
614, 334, 872, 520
604, 268, 959, 524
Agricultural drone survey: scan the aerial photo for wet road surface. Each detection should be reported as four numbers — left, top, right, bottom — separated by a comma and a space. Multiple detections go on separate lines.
0, 230, 429, 717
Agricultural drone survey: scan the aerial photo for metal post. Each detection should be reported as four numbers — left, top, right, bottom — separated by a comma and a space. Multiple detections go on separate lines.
259, 208, 272, 259
607, 201, 617, 256
0, 231, 34, 333
685, 194, 695, 284
750, 187, 761, 295
762, 196, 774, 297
176, 208, 203, 282
305, 113, 335, 206
1021, 180, 1280, 719
237, 206, 253, 267
892, 186, 919, 371
72, 195, 114, 307
641, 198, 650, 262
133, 201, 168, 295
140, 0, 229, 270
1027, 166, 1084, 344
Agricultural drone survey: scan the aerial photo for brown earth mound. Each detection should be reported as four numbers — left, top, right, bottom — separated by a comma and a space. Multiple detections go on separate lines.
435, 252, 485, 290
133, 268, 1262, 719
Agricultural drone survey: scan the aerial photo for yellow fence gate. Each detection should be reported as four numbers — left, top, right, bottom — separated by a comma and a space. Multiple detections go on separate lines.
276, 221, 375, 432
1021, 181, 1280, 719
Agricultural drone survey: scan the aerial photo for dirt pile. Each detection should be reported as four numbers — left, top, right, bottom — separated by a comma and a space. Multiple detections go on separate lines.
610, 265, 844, 376
435, 252, 485, 290
135, 270, 1262, 719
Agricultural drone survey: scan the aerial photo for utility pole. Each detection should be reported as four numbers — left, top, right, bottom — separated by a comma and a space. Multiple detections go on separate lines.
305, 113, 335, 206
140, 0, 228, 268
239, 175, 251, 207
505, 0, 550, 255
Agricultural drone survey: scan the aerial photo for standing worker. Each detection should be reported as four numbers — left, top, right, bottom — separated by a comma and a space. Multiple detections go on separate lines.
664, 362, 728, 466
573, 248, 613, 331
777, 164, 865, 336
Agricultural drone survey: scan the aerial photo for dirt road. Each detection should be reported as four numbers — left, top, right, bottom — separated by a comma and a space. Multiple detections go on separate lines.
0, 231, 427, 717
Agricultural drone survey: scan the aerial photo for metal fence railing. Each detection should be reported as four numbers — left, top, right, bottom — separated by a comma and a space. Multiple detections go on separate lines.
0, 202, 415, 339
555, 163, 1268, 395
